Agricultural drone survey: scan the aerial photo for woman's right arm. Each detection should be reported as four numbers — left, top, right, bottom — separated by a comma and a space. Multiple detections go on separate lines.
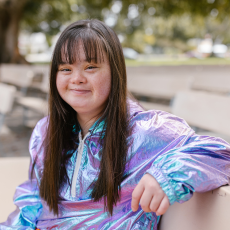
0, 166, 43, 229
0, 117, 47, 229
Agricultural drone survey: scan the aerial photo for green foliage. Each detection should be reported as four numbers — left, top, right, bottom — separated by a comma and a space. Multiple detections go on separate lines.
21, 0, 72, 35
21, 0, 113, 33
19, 0, 230, 51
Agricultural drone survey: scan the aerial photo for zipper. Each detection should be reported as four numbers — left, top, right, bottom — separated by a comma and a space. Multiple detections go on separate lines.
71, 131, 90, 197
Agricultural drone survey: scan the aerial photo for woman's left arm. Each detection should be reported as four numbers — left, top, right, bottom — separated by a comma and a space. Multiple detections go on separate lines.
146, 133, 230, 206
131, 111, 230, 214
132, 133, 230, 215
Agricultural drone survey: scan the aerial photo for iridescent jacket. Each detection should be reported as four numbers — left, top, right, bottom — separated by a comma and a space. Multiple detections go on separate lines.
1, 100, 230, 230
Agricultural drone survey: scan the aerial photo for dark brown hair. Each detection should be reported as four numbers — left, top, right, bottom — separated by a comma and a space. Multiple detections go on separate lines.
37, 19, 131, 216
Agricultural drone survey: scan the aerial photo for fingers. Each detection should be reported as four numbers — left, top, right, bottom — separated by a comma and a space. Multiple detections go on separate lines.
149, 191, 165, 212
131, 182, 144, 212
156, 195, 170, 216
139, 190, 153, 212
131, 174, 170, 215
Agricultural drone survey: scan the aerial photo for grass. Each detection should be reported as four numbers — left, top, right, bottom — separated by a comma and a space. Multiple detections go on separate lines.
125, 57, 230, 66
31, 57, 230, 66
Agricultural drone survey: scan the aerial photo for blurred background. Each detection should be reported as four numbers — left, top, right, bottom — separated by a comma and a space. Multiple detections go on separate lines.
1, 0, 230, 156
1, 0, 230, 222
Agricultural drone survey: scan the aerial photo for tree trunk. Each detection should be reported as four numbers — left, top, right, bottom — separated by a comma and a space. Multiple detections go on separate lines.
0, 0, 29, 64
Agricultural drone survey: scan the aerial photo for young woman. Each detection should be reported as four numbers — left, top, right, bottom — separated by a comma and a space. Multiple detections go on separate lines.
1, 19, 230, 230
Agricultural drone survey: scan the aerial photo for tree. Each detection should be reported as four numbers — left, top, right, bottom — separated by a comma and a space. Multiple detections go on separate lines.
0, 0, 113, 63
113, 0, 230, 52
0, 0, 230, 63
0, 0, 29, 63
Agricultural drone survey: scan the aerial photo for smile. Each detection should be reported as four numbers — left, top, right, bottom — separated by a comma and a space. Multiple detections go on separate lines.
70, 89, 91, 95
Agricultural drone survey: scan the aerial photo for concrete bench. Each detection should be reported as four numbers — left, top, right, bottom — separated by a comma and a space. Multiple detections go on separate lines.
139, 101, 171, 113
0, 64, 35, 97
192, 73, 230, 95
127, 75, 192, 100
0, 83, 16, 135
159, 185, 230, 230
172, 90, 230, 140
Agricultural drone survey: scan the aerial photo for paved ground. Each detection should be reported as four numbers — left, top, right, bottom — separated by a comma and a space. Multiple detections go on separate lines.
0, 86, 45, 157
0, 105, 43, 157
1, 64, 230, 157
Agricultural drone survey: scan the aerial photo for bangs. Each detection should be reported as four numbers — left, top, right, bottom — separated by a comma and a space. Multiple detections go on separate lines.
56, 28, 106, 65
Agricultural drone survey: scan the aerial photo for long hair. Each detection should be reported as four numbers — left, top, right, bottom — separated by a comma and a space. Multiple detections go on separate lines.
37, 19, 131, 216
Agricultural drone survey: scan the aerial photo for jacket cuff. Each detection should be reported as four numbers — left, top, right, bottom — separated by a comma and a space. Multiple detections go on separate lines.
146, 166, 177, 205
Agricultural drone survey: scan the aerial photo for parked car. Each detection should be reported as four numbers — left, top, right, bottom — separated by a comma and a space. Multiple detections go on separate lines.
123, 47, 139, 60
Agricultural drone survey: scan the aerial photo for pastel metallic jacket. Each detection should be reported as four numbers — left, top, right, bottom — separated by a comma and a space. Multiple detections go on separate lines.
1, 100, 230, 229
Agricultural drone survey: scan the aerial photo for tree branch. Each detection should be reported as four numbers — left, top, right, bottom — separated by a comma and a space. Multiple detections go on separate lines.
0, 0, 28, 11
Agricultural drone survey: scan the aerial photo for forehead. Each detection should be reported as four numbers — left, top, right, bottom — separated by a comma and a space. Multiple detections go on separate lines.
59, 38, 108, 64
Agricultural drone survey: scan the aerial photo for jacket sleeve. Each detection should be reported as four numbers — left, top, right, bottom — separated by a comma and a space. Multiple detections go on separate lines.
0, 161, 43, 230
146, 126, 230, 205
0, 118, 46, 230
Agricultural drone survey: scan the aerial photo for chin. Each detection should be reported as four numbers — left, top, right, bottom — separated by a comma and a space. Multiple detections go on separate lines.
72, 104, 93, 112
70, 101, 90, 108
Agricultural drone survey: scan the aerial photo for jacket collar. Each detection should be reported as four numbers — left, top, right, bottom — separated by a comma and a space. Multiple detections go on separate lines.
72, 117, 105, 137
72, 98, 143, 136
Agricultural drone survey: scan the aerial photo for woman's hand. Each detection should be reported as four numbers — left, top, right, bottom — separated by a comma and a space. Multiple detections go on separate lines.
131, 173, 170, 215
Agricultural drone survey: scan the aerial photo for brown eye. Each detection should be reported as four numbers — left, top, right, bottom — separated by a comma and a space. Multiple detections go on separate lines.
87, 66, 96, 70
61, 68, 71, 72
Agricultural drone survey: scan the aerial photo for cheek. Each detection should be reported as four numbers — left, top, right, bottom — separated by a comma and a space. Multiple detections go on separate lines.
56, 75, 66, 95
96, 75, 111, 99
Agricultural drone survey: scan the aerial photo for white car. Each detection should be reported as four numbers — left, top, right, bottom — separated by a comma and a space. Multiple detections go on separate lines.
212, 44, 228, 58
123, 47, 139, 59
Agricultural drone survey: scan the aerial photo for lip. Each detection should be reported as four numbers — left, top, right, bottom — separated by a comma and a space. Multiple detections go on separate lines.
70, 89, 91, 95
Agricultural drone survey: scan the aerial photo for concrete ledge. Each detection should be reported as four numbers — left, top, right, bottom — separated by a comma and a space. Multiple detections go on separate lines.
159, 185, 230, 230
0, 157, 30, 223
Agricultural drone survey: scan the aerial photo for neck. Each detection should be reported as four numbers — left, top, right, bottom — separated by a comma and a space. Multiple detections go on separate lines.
77, 113, 101, 138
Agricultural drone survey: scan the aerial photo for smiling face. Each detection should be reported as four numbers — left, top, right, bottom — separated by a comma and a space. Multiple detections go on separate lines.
56, 44, 111, 119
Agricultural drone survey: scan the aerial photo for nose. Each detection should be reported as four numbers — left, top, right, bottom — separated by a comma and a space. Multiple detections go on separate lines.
70, 70, 87, 84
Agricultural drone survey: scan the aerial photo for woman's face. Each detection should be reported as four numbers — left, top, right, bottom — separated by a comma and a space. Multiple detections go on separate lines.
56, 44, 111, 118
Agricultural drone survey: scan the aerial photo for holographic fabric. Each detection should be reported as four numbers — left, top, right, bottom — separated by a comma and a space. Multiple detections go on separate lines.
1, 100, 230, 229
